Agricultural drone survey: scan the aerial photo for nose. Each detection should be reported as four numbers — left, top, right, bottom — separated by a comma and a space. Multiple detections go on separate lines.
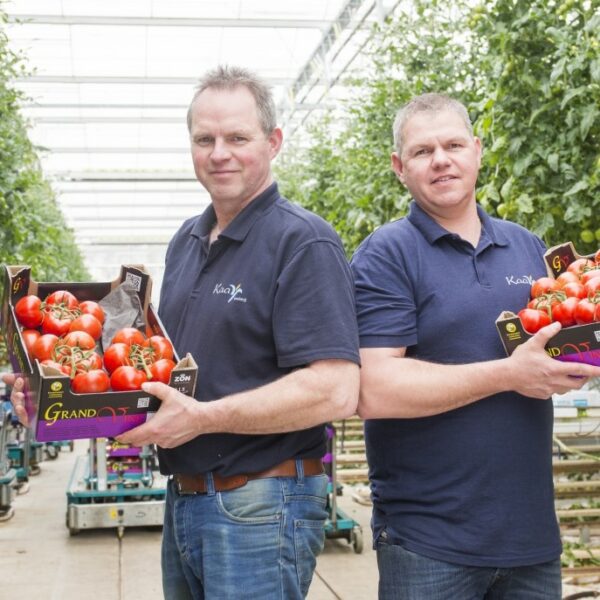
210, 138, 231, 161
431, 146, 451, 168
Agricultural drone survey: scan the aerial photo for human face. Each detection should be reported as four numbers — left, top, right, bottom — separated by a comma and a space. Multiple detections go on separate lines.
391, 110, 482, 220
189, 86, 282, 210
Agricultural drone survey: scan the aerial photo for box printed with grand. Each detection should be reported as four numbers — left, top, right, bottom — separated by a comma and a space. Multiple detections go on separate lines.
496, 242, 600, 366
0, 264, 197, 442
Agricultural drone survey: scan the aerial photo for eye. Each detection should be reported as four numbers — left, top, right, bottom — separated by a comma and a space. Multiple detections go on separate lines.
414, 148, 429, 156
195, 136, 212, 146
231, 136, 248, 143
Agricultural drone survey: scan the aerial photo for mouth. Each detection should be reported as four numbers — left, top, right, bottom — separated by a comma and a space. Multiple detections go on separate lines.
431, 175, 458, 184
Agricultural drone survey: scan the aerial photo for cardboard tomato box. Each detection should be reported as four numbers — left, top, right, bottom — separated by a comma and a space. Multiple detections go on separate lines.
0, 264, 198, 442
496, 242, 600, 366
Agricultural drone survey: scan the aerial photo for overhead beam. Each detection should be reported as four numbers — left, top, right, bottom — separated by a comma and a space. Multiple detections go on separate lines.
22, 102, 188, 109
41, 147, 188, 153
19, 75, 292, 85
51, 171, 196, 181
6, 14, 336, 29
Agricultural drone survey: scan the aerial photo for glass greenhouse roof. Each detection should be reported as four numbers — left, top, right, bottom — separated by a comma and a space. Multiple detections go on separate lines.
3, 0, 397, 295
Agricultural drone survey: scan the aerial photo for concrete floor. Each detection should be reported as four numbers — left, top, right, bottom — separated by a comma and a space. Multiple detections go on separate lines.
0, 440, 377, 600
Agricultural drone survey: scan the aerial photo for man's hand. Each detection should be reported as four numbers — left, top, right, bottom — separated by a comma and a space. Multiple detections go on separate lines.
115, 381, 203, 448
1, 373, 29, 426
507, 322, 600, 398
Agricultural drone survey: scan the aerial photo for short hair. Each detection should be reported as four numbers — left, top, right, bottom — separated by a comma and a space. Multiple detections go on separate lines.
392, 93, 473, 154
187, 65, 277, 135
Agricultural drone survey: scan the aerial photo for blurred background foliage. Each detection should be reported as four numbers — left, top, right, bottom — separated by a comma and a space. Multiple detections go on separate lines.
276, 0, 600, 256
0, 9, 89, 364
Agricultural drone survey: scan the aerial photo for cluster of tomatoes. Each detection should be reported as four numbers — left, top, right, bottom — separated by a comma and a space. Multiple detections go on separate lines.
518, 249, 600, 334
14, 290, 176, 394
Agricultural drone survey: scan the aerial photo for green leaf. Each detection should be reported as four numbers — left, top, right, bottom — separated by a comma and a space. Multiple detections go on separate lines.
516, 193, 534, 214
547, 153, 559, 172
580, 105, 598, 141
565, 180, 589, 197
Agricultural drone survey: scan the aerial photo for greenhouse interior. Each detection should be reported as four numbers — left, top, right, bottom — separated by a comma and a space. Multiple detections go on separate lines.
0, 0, 599, 598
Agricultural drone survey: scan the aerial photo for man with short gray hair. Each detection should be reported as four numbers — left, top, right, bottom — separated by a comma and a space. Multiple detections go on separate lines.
351, 92, 600, 599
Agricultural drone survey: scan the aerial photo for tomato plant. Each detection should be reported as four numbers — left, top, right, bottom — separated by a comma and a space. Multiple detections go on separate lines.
518, 308, 551, 333
71, 369, 110, 394
110, 365, 147, 391
14, 295, 44, 328
149, 358, 176, 383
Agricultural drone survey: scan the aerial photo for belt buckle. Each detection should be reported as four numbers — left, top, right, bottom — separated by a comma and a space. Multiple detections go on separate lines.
175, 476, 200, 496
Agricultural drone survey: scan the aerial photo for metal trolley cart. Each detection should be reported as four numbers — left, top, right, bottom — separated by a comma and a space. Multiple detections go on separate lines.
66, 438, 167, 538
323, 423, 363, 553
0, 408, 17, 521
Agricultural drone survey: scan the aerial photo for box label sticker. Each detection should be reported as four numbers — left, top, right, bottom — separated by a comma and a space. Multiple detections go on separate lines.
125, 272, 142, 291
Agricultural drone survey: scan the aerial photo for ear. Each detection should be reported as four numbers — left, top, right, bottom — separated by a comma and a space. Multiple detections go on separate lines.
473, 136, 482, 169
268, 127, 283, 159
391, 152, 406, 184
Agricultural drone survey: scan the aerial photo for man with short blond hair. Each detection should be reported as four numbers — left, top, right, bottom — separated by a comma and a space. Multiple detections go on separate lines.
351, 92, 600, 599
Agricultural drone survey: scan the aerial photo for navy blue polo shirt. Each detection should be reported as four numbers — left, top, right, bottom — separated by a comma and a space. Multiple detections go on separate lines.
157, 183, 359, 476
350, 200, 561, 567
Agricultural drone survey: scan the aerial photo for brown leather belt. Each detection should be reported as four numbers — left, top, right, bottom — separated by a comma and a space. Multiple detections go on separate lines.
173, 458, 324, 495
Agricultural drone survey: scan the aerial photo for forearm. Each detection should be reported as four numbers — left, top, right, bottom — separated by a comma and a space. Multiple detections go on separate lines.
199, 359, 359, 434
358, 355, 510, 419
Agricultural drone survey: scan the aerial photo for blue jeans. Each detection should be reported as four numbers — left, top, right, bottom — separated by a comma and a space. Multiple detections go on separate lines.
162, 464, 329, 599
377, 540, 561, 600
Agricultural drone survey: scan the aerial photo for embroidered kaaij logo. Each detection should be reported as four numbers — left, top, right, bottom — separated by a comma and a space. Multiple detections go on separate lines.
505, 275, 534, 286
212, 283, 247, 303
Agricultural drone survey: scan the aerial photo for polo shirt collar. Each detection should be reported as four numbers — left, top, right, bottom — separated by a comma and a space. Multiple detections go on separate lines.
189, 182, 279, 242
406, 200, 510, 247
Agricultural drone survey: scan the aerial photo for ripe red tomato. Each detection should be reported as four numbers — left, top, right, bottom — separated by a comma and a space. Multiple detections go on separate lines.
41, 308, 73, 336
530, 277, 560, 298
69, 314, 103, 340
552, 297, 580, 328
518, 308, 552, 333
103, 343, 132, 373
562, 282, 587, 299
31, 334, 59, 362
575, 299, 600, 324
62, 330, 96, 350
110, 366, 147, 391
40, 359, 71, 376
21, 329, 41, 357
44, 290, 79, 310
75, 351, 103, 374
71, 370, 110, 394
112, 327, 146, 347
78, 300, 105, 324
14, 295, 44, 328
143, 336, 174, 361
567, 258, 595, 276
581, 268, 600, 285
556, 271, 580, 287
528, 295, 560, 312
149, 358, 176, 383
584, 278, 600, 298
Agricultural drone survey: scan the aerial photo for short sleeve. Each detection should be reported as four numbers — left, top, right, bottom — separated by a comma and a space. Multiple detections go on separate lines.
350, 233, 418, 349
273, 240, 360, 368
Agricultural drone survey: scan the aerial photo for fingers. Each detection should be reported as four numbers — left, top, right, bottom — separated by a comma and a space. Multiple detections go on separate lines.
141, 381, 170, 400
1, 373, 16, 386
529, 321, 561, 347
